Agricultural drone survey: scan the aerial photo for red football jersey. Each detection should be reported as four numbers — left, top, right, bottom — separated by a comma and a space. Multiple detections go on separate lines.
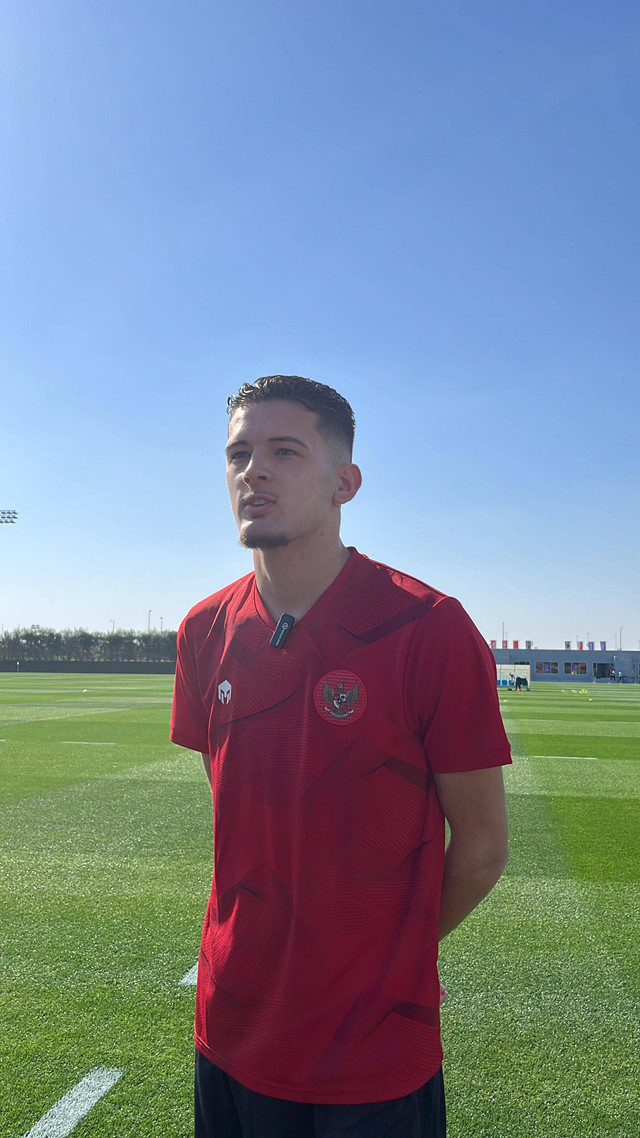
170, 548, 511, 1104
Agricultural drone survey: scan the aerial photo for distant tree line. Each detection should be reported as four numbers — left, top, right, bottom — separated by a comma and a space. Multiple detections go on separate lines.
0, 626, 178, 663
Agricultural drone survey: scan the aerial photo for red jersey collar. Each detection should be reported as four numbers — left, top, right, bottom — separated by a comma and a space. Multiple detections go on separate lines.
251, 547, 364, 633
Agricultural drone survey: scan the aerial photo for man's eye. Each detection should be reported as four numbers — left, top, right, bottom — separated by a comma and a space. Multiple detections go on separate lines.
229, 451, 249, 462
276, 448, 297, 455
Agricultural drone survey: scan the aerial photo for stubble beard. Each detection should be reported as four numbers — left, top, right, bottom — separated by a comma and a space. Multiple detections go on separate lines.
239, 529, 291, 550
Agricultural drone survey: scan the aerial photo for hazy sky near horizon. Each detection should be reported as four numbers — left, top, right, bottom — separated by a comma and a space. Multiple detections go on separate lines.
1, 1, 639, 651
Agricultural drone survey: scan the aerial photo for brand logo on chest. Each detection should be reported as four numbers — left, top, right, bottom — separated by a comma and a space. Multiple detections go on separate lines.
217, 679, 232, 704
313, 669, 367, 725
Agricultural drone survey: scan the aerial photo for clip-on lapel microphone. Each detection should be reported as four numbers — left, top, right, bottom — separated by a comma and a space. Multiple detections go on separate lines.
270, 614, 295, 649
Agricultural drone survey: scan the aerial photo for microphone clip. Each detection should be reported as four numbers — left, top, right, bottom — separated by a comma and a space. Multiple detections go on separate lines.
270, 613, 296, 649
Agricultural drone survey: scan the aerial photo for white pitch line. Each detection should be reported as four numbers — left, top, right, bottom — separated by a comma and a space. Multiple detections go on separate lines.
22, 1067, 123, 1137
528, 755, 598, 761
61, 741, 116, 746
179, 962, 198, 986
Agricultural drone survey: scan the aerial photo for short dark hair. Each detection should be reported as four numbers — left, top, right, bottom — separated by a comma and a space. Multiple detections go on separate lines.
227, 375, 355, 460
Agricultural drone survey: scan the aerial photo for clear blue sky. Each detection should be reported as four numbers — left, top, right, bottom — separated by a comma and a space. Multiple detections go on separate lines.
1, 0, 639, 650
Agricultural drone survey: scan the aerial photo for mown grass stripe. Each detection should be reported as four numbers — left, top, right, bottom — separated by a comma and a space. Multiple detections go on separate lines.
528, 754, 598, 760
21, 1068, 123, 1137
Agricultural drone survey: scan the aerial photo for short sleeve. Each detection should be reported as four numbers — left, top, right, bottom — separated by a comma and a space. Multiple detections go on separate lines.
170, 616, 210, 753
405, 596, 512, 774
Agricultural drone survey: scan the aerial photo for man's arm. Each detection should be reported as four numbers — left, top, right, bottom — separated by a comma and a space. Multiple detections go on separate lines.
201, 752, 212, 788
433, 766, 509, 941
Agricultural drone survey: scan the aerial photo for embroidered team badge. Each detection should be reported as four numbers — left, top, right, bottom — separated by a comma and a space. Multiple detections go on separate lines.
313, 669, 367, 725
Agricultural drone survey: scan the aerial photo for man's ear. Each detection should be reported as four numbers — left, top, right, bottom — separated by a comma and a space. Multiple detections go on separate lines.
332, 464, 362, 506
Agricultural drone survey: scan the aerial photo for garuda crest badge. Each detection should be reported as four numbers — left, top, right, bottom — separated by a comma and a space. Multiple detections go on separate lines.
313, 669, 367, 725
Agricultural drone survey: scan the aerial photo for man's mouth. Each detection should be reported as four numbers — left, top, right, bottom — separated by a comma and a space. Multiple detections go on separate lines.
242, 495, 276, 515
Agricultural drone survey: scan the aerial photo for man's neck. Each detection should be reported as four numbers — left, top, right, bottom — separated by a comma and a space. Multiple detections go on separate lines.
253, 538, 352, 623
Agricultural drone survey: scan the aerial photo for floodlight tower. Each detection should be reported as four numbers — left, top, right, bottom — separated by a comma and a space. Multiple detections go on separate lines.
1, 511, 18, 639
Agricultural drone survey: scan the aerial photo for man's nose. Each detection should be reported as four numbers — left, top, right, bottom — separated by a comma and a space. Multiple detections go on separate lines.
241, 454, 269, 485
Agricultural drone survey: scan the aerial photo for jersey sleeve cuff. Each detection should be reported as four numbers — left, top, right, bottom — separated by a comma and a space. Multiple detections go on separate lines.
170, 731, 209, 753
430, 746, 513, 774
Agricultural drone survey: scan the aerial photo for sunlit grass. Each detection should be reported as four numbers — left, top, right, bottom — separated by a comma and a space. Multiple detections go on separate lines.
1, 675, 638, 1136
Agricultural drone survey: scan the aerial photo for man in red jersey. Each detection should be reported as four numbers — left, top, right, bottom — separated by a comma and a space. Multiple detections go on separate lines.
171, 375, 511, 1138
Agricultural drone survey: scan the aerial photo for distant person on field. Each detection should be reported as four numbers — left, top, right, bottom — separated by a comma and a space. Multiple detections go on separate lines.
171, 375, 511, 1138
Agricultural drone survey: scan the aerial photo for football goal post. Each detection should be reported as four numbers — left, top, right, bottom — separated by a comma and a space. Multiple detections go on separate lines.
496, 664, 531, 688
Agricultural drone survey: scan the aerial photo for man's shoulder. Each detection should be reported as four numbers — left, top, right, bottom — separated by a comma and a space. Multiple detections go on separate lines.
178, 571, 255, 639
361, 557, 491, 653
340, 551, 454, 637
353, 551, 451, 612
362, 554, 448, 606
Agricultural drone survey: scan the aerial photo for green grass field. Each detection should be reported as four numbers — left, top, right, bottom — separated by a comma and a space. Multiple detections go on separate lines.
1, 675, 638, 1136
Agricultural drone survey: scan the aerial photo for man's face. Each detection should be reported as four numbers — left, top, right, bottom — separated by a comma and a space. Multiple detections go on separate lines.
226, 400, 347, 550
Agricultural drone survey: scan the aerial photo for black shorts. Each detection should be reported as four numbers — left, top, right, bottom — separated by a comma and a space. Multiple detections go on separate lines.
194, 1048, 446, 1137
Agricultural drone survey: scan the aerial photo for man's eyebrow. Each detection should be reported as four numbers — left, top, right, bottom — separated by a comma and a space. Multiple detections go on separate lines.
225, 438, 247, 454
268, 436, 310, 449
225, 435, 310, 454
